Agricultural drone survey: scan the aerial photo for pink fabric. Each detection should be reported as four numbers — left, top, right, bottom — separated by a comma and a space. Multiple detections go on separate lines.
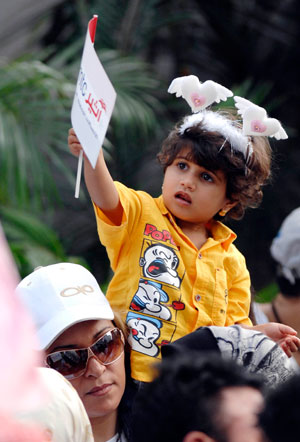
0, 415, 48, 442
0, 225, 46, 439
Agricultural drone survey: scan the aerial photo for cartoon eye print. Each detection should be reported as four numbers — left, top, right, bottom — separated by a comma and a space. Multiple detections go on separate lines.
130, 279, 171, 320
126, 313, 162, 357
140, 244, 181, 288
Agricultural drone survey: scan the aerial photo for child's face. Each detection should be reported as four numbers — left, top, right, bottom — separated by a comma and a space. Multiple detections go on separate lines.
162, 147, 232, 226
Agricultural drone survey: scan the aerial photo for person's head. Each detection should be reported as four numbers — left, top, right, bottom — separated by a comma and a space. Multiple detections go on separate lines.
270, 207, 300, 297
259, 373, 300, 442
131, 352, 265, 442
16, 263, 126, 423
158, 110, 271, 224
17, 367, 94, 442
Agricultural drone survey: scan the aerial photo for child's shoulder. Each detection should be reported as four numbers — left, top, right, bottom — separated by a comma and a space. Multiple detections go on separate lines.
115, 181, 162, 210
115, 181, 153, 199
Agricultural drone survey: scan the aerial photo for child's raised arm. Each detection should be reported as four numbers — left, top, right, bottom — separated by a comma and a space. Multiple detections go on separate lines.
68, 128, 123, 225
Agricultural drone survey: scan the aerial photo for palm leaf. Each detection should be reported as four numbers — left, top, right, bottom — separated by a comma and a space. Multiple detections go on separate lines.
0, 205, 86, 278
0, 59, 75, 209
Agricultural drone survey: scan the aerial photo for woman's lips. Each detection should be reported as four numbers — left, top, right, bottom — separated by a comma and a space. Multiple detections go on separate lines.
87, 384, 112, 396
175, 191, 192, 205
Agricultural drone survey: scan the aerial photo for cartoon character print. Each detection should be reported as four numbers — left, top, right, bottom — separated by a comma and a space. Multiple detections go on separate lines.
130, 279, 172, 320
139, 243, 181, 288
126, 312, 162, 357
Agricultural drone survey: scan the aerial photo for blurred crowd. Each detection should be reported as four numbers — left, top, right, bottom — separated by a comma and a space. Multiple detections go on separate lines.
1, 206, 300, 441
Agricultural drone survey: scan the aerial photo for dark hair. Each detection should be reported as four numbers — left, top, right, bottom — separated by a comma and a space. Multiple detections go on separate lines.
157, 112, 272, 220
117, 350, 135, 441
112, 311, 133, 441
259, 374, 300, 442
277, 275, 300, 297
275, 264, 300, 297
131, 352, 264, 442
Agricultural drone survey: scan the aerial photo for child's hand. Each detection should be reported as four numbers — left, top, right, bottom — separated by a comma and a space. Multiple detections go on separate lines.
248, 322, 300, 357
68, 128, 83, 157
252, 322, 296, 341
277, 335, 300, 358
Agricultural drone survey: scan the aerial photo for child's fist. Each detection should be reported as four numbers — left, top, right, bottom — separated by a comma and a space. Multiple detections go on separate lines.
246, 322, 300, 357
68, 128, 83, 157
278, 335, 300, 358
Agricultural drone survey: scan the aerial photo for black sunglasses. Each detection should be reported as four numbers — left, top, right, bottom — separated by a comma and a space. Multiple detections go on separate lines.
46, 328, 124, 380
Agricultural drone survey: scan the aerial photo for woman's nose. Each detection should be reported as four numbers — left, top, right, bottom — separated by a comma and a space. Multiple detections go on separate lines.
83, 350, 106, 378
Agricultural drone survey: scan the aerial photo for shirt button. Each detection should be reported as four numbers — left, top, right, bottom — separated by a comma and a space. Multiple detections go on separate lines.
198, 253, 202, 259
195, 294, 201, 302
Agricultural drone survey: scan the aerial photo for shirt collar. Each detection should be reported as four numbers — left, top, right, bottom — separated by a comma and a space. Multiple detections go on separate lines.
156, 195, 236, 251
206, 220, 237, 251
156, 194, 169, 215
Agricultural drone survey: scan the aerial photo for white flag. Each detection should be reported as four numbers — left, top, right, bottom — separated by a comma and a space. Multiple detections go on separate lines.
71, 15, 116, 197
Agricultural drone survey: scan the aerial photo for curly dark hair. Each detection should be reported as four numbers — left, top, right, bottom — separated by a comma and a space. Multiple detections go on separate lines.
157, 112, 272, 220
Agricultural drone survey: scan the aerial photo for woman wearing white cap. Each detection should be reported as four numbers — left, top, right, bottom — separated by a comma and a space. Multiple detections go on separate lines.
16, 262, 131, 442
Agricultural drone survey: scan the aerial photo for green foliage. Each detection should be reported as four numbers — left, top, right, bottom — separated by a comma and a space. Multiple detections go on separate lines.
0, 205, 86, 278
0, 58, 85, 276
0, 59, 75, 210
255, 283, 278, 303
0, 1, 173, 278
216, 79, 274, 111
46, 0, 193, 54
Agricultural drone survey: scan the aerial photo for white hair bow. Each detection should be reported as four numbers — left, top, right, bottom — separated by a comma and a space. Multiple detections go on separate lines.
168, 75, 233, 113
234, 96, 288, 140
168, 75, 288, 161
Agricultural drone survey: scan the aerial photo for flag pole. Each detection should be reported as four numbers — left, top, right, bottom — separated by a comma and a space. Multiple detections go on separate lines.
75, 149, 83, 198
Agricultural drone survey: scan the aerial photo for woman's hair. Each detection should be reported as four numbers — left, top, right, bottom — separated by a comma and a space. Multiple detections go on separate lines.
113, 310, 129, 341
157, 112, 272, 220
275, 264, 300, 297
112, 310, 133, 441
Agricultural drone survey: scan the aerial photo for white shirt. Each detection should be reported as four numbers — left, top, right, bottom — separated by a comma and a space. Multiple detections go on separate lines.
107, 433, 127, 442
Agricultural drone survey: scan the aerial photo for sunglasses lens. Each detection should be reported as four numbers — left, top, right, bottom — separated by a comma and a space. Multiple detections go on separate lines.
46, 349, 88, 379
46, 329, 124, 379
91, 328, 124, 365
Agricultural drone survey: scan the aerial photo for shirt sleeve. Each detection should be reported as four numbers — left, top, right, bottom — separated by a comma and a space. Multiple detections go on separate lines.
92, 181, 143, 271
225, 245, 252, 326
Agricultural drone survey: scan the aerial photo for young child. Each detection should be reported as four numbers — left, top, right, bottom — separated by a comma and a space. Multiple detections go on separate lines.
69, 75, 296, 382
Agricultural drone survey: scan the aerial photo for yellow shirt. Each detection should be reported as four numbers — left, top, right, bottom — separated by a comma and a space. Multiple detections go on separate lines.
94, 182, 252, 382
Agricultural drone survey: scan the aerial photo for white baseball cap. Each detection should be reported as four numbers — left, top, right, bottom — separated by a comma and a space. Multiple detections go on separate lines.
16, 263, 114, 350
270, 207, 300, 284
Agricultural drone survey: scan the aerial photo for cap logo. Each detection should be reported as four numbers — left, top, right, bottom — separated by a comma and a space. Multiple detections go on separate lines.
60, 285, 94, 297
